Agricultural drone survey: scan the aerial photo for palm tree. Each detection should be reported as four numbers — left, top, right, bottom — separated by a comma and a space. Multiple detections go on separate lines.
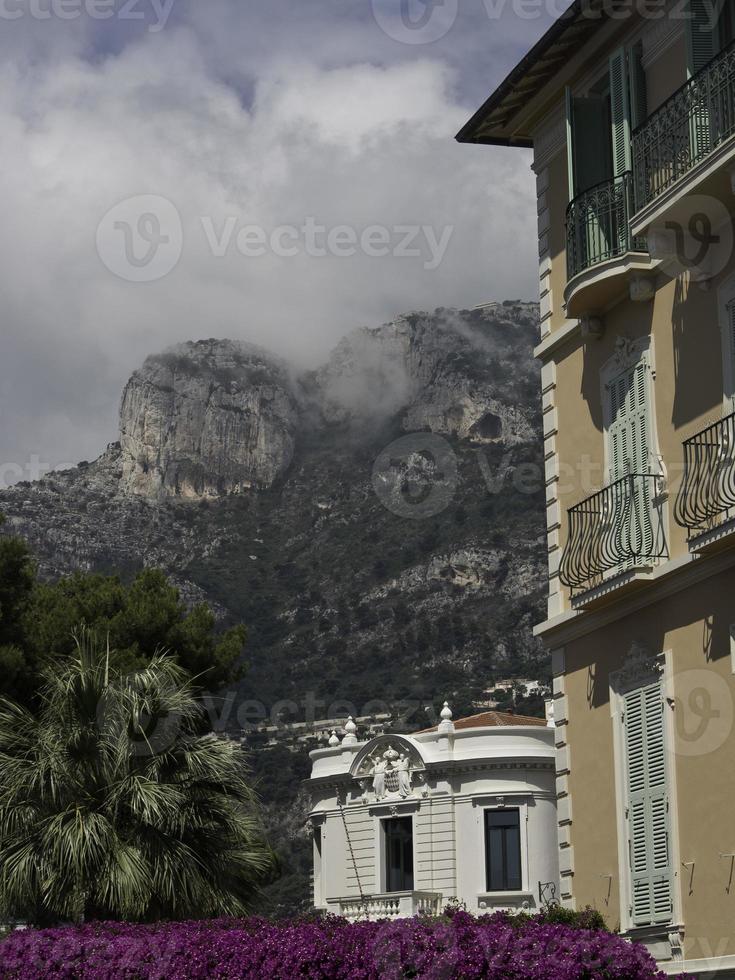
0, 631, 273, 924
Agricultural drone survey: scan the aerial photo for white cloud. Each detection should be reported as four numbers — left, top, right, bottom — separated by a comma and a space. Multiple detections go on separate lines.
0, 15, 537, 480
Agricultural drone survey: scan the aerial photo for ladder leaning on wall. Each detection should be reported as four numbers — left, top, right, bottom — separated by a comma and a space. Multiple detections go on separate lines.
336, 794, 370, 920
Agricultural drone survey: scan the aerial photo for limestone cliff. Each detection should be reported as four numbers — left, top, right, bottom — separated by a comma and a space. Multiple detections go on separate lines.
120, 340, 298, 499
315, 306, 538, 444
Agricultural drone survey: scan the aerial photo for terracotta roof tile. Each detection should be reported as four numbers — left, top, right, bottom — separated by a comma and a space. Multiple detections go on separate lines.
418, 709, 547, 734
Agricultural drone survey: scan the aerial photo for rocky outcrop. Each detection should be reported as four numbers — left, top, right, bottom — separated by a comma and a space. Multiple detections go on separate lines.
314, 304, 539, 444
120, 340, 298, 499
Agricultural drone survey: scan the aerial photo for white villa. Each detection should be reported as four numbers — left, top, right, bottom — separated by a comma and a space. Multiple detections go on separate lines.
307, 704, 559, 920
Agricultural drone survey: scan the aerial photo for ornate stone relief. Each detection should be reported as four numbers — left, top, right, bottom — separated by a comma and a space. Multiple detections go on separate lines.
611, 641, 663, 693
610, 335, 645, 373
352, 738, 425, 803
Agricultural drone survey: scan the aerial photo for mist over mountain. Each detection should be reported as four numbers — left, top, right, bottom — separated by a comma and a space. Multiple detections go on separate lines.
0, 302, 547, 725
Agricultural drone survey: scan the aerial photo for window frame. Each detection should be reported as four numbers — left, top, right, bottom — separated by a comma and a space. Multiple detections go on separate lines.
483, 806, 524, 893
381, 815, 415, 894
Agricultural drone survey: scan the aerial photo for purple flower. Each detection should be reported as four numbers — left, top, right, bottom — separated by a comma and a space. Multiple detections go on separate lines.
0, 913, 689, 979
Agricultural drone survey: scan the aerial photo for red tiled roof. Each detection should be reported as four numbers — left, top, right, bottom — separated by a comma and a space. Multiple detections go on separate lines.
419, 710, 547, 734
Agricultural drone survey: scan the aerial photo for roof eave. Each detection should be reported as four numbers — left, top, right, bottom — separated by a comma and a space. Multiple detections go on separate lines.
455, 131, 533, 148
456, 0, 598, 148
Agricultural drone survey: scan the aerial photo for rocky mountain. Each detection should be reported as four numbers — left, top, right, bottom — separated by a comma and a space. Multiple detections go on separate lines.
120, 340, 298, 499
0, 301, 547, 720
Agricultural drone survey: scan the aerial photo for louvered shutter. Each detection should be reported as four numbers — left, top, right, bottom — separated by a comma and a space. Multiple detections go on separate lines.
609, 48, 631, 177
624, 682, 672, 927
628, 44, 648, 131
606, 356, 654, 565
607, 358, 651, 482
686, 0, 718, 75
727, 300, 735, 407
686, 0, 716, 157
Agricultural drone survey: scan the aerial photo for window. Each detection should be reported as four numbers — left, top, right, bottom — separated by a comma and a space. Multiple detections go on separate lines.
566, 46, 647, 200
383, 817, 413, 892
624, 681, 673, 927
484, 808, 522, 892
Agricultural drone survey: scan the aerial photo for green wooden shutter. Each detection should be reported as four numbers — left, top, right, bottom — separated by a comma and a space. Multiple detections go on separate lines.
607, 358, 651, 482
624, 682, 672, 928
606, 355, 654, 563
628, 44, 647, 131
686, 0, 718, 75
609, 48, 631, 177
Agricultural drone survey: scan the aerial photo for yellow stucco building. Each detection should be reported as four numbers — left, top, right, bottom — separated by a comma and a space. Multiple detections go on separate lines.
459, 3, 735, 975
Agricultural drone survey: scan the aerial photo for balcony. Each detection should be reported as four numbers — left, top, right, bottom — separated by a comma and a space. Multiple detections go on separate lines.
335, 890, 443, 922
564, 172, 649, 317
675, 410, 735, 545
631, 40, 735, 231
559, 473, 668, 602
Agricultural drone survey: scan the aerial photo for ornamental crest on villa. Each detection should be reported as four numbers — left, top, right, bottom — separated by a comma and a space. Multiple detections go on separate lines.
350, 734, 426, 802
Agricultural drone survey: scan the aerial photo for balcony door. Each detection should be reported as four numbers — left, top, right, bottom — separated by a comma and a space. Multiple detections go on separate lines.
383, 817, 413, 893
603, 346, 656, 575
566, 47, 646, 271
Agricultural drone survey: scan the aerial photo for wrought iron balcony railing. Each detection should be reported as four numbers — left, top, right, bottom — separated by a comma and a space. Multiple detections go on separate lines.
632, 40, 735, 210
675, 410, 735, 533
566, 172, 646, 281
559, 473, 668, 597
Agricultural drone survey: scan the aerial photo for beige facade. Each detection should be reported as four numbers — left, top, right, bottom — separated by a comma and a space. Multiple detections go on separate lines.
459, 2, 735, 975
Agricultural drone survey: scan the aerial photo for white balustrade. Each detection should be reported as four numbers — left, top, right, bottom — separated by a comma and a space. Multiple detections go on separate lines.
336, 891, 442, 922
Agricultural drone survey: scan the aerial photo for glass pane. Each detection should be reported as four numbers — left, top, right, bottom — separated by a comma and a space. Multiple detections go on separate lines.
487, 828, 504, 890
505, 826, 522, 890
485, 809, 522, 891
384, 818, 413, 892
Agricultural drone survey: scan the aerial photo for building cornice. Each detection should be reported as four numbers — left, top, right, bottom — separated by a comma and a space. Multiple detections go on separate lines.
535, 546, 735, 645
534, 318, 582, 362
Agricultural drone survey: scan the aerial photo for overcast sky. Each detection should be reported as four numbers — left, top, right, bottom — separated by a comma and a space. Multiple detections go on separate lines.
0, 0, 564, 482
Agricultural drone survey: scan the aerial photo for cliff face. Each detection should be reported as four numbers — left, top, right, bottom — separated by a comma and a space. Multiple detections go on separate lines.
314, 308, 538, 444
0, 302, 547, 714
120, 340, 298, 499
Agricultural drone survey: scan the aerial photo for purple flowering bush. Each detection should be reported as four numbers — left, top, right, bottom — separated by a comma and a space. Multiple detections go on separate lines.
0, 910, 685, 980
